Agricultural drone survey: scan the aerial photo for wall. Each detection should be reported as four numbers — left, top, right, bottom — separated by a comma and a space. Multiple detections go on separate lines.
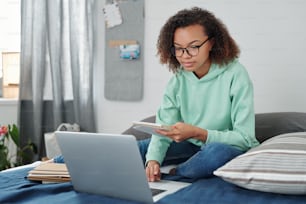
1, 0, 306, 134
0, 99, 17, 160
0, 99, 18, 125
94, 0, 169, 134
94, 0, 306, 134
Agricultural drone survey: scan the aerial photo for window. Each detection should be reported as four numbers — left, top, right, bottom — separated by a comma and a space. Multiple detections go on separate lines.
2, 52, 19, 98
0, 0, 20, 98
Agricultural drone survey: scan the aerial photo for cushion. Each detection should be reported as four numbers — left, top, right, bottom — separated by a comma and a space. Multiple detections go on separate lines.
213, 132, 306, 195
255, 112, 306, 143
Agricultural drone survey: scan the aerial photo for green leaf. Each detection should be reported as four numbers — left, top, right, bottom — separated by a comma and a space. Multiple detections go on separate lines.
1, 124, 38, 169
31, 142, 38, 154
0, 148, 10, 171
8, 124, 19, 146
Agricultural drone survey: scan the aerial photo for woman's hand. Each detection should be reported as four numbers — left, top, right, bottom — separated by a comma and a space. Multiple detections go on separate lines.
146, 160, 161, 182
156, 122, 208, 142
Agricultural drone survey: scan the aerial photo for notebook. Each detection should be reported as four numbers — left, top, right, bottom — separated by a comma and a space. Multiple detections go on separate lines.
55, 131, 190, 203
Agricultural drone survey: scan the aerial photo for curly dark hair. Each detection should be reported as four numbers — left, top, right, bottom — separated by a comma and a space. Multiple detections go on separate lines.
157, 7, 240, 73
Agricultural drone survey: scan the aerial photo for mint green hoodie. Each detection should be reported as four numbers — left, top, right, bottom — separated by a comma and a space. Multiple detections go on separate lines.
146, 59, 260, 165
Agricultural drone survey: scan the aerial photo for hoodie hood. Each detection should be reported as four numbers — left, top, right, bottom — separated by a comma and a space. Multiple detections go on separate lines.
181, 61, 234, 83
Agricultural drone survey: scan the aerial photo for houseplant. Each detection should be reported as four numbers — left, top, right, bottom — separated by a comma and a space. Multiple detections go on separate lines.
0, 124, 37, 171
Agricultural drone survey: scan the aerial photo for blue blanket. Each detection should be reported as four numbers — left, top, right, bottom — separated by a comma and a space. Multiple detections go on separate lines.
1, 167, 306, 204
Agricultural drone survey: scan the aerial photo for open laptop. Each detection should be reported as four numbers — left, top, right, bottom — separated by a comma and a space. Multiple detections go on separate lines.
55, 131, 190, 203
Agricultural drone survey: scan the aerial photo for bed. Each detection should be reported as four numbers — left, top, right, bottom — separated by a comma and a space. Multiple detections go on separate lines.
1, 112, 306, 203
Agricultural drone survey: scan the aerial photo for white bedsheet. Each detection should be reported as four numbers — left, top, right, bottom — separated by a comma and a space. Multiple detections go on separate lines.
1, 161, 42, 173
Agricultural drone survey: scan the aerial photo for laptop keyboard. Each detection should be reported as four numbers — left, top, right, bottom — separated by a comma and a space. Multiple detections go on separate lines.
150, 188, 166, 196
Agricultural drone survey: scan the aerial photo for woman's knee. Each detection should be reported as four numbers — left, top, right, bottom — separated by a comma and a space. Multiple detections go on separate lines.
137, 138, 151, 164
201, 142, 243, 168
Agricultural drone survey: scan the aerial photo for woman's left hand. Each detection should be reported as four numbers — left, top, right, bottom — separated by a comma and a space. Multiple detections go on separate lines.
156, 122, 207, 142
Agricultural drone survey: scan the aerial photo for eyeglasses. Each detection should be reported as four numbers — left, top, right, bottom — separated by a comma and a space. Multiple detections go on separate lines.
171, 37, 211, 57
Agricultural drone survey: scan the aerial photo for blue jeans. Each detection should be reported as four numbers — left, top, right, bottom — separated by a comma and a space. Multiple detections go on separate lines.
138, 139, 243, 179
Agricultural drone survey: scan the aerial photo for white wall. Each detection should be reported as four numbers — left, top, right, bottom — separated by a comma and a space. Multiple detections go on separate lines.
94, 0, 306, 134
1, 0, 306, 134
0, 99, 18, 125
0, 99, 17, 160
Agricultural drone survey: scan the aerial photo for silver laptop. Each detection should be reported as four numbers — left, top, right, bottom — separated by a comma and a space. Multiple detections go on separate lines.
55, 131, 190, 203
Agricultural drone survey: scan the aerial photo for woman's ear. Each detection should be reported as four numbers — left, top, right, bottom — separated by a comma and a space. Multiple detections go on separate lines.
209, 37, 215, 51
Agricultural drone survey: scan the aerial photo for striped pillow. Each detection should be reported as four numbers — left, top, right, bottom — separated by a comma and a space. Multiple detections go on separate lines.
214, 132, 306, 194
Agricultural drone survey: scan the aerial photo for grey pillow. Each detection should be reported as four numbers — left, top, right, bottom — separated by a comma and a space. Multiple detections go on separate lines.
255, 112, 306, 143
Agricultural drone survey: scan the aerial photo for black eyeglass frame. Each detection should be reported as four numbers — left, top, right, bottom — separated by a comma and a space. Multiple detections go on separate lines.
171, 37, 212, 57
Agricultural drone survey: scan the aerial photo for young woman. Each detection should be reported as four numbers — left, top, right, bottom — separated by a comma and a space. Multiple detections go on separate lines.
138, 7, 260, 182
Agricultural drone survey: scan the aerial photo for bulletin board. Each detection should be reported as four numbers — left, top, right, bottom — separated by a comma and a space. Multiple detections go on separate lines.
104, 0, 144, 101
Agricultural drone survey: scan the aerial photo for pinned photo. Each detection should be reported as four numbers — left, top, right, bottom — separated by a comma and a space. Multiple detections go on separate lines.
119, 44, 140, 60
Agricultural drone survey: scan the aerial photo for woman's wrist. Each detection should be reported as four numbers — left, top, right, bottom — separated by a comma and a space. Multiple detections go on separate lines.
193, 127, 208, 142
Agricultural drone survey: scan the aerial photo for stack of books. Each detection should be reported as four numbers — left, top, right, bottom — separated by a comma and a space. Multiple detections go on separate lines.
27, 162, 70, 183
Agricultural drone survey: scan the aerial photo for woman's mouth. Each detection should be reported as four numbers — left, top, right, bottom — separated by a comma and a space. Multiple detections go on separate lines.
182, 62, 194, 68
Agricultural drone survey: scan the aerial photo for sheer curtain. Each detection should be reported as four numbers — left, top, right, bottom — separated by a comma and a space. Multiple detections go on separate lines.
19, 0, 96, 160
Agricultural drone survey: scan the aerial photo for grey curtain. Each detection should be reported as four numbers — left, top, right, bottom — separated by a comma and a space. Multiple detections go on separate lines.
19, 0, 96, 161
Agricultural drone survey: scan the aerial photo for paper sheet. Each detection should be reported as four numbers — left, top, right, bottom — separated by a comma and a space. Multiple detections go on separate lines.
103, 2, 123, 28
